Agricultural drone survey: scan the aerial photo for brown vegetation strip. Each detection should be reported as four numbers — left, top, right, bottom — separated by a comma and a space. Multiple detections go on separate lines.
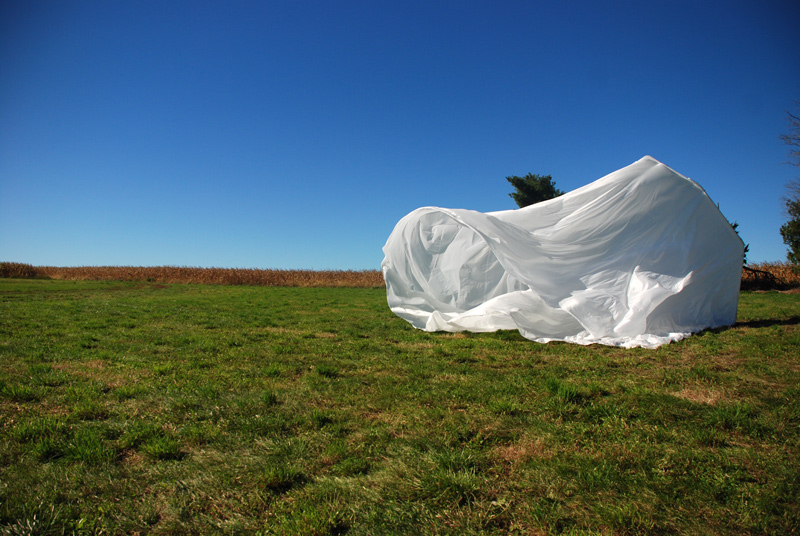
0, 262, 383, 288
741, 262, 800, 290
2, 261, 798, 289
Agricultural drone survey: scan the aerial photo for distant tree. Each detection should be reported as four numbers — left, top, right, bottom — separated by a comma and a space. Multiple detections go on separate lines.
507, 173, 564, 208
779, 103, 800, 264
779, 102, 800, 167
780, 178, 800, 265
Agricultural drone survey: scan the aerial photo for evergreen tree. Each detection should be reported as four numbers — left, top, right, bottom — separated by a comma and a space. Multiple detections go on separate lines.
507, 173, 564, 208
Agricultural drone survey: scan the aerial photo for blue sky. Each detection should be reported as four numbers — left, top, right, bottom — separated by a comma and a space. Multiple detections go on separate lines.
2, 0, 799, 269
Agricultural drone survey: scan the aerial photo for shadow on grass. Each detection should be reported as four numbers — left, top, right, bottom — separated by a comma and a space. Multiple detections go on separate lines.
734, 316, 800, 329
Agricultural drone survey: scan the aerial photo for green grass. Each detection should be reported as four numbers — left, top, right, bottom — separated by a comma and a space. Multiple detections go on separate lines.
0, 279, 798, 535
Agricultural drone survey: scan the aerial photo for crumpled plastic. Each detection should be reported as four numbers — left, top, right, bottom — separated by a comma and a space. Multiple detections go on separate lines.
381, 156, 744, 348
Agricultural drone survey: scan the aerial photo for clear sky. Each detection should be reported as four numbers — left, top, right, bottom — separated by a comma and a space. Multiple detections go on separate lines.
2, 0, 799, 269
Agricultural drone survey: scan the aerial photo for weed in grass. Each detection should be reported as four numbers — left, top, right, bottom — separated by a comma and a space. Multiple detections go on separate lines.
689, 363, 719, 383
261, 466, 308, 494
267, 501, 351, 536
331, 456, 371, 477
237, 413, 295, 438
31, 370, 69, 387
152, 363, 175, 376
10, 416, 67, 442
194, 384, 219, 399
489, 398, 522, 415
170, 396, 202, 414
417, 465, 485, 506
64, 382, 106, 404
66, 427, 116, 464
545, 376, 581, 404
661, 368, 683, 386
261, 390, 279, 406
31, 436, 66, 462
707, 401, 770, 438
118, 421, 164, 450
262, 364, 283, 378
27, 364, 70, 388
316, 364, 339, 378
118, 422, 185, 460
71, 400, 109, 421
1, 384, 45, 402
112, 384, 144, 400
595, 501, 656, 533
140, 435, 184, 461
309, 409, 334, 428
180, 422, 221, 446
434, 447, 488, 474
0, 502, 67, 536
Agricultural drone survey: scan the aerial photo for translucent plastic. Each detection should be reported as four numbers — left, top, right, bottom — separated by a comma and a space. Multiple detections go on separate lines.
382, 156, 744, 348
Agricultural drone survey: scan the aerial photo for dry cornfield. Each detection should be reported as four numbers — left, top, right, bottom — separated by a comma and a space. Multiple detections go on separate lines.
741, 262, 800, 290
0, 262, 384, 288
2, 261, 799, 290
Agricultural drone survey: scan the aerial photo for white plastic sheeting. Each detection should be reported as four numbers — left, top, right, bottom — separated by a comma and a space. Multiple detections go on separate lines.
381, 156, 744, 348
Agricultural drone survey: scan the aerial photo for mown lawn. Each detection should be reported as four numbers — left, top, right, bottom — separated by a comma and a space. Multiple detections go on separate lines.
1, 279, 798, 535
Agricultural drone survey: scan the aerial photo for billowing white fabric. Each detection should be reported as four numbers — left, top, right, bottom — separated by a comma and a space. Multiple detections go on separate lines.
381, 156, 744, 348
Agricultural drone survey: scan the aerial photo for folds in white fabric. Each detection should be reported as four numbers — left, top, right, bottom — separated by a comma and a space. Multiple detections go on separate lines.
382, 156, 744, 348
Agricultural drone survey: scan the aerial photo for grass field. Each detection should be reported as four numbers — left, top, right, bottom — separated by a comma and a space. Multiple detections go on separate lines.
1, 279, 798, 535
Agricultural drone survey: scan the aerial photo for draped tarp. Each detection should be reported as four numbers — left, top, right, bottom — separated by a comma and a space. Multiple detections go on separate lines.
381, 156, 744, 348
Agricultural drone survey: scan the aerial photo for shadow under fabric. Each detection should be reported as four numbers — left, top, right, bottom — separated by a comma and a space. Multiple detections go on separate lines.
381, 156, 744, 349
